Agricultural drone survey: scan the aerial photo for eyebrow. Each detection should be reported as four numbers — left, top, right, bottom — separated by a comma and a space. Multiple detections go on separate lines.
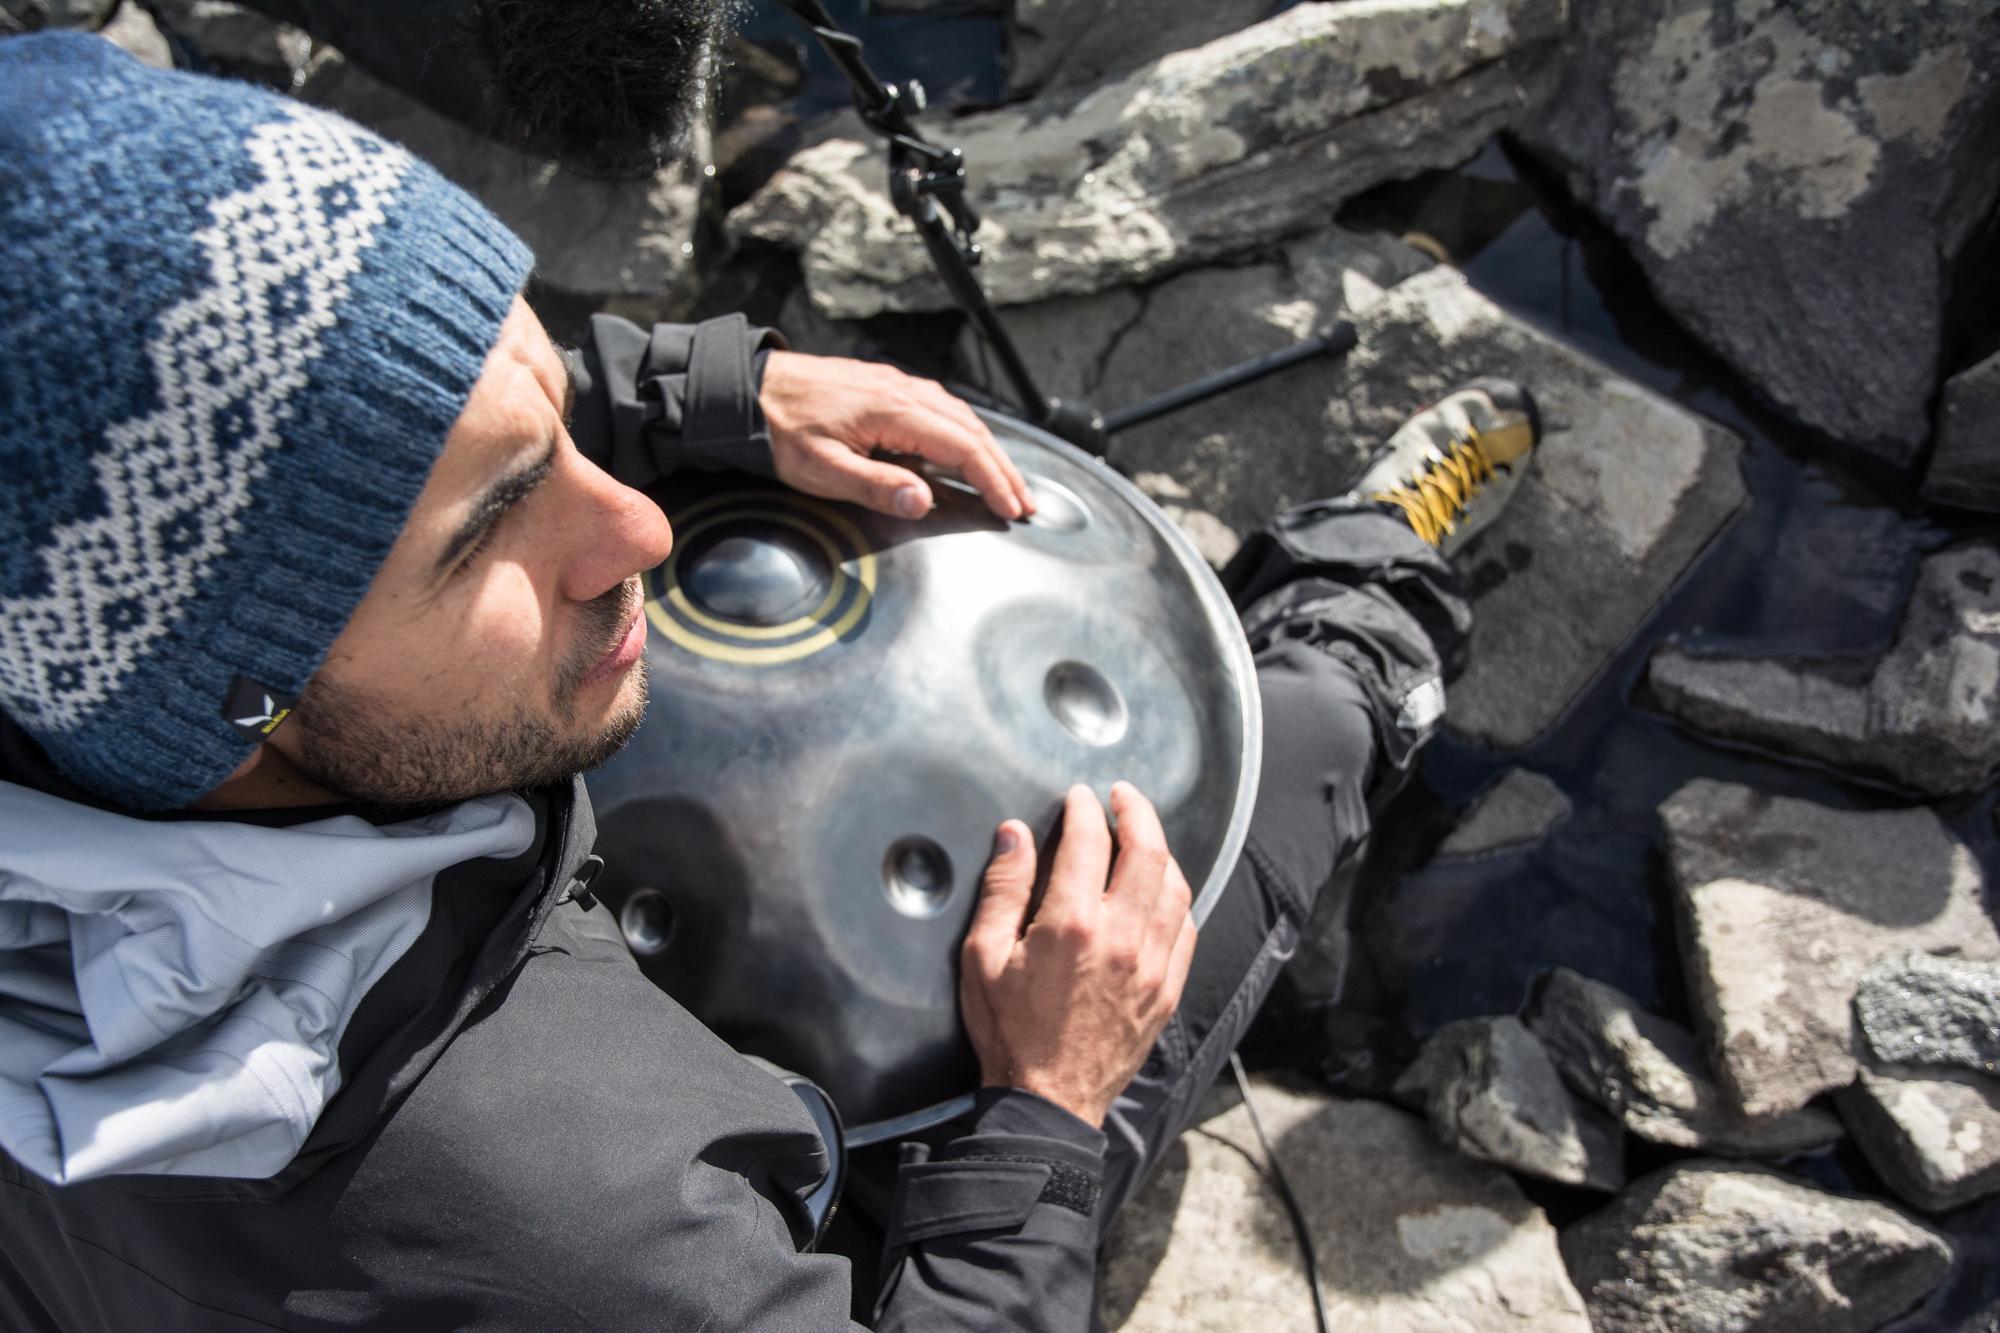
432, 443, 557, 580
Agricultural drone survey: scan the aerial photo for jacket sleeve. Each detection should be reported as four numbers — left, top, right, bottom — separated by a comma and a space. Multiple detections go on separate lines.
872, 1089, 1107, 1332
568, 311, 789, 488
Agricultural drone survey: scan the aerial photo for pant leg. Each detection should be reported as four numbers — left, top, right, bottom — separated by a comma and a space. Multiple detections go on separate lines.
1094, 502, 1467, 1229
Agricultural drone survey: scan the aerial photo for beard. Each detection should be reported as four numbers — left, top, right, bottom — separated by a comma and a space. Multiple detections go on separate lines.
457, 0, 740, 177
293, 579, 649, 807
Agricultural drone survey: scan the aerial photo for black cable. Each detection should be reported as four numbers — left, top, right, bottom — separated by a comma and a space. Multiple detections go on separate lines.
1229, 1052, 1332, 1333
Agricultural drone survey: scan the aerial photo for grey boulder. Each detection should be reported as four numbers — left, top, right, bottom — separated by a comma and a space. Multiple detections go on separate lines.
1647, 542, 2000, 796
1856, 951, 2000, 1077
1436, 769, 1571, 859
1007, 0, 1271, 99
1841, 1063, 2000, 1213
1394, 1016, 1625, 1191
732, 0, 1563, 318
1526, 967, 1844, 1158
1518, 0, 2000, 462
1661, 779, 2000, 1118
1924, 348, 2000, 513
1560, 1161, 1954, 1333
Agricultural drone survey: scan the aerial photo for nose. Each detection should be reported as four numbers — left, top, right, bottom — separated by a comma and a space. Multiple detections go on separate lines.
558, 458, 674, 604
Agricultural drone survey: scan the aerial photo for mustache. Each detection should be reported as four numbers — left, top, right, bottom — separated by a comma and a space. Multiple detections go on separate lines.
555, 576, 642, 702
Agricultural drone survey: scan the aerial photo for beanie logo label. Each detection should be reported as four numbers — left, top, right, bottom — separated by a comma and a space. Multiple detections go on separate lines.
223, 675, 297, 739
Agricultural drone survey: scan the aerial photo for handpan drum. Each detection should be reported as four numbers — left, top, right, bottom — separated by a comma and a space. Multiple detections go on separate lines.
584, 407, 1261, 1143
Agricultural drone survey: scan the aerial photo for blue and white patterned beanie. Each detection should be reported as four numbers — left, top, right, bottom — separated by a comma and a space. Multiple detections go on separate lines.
0, 33, 535, 810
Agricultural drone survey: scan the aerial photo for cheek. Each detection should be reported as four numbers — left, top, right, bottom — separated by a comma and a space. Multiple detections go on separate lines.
456, 561, 551, 676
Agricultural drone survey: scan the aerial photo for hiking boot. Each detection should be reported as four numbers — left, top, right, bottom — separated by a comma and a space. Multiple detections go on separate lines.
1347, 378, 1541, 557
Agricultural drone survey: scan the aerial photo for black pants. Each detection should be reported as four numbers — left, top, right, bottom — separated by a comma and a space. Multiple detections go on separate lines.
835, 500, 1468, 1282
1092, 500, 1469, 1225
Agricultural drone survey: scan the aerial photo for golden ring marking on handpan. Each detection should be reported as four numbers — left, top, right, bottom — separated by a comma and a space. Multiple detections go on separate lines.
643, 492, 879, 666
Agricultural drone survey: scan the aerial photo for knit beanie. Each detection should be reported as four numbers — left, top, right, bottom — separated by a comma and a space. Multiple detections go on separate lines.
0, 33, 535, 810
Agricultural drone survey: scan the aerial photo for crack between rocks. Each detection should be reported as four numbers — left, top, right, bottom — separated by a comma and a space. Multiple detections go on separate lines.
1089, 285, 1155, 402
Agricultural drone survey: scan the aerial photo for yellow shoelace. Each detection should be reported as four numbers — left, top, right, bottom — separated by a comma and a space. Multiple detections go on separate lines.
1369, 426, 1497, 547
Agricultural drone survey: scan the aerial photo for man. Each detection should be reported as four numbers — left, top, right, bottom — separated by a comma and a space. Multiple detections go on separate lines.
0, 32, 1538, 1331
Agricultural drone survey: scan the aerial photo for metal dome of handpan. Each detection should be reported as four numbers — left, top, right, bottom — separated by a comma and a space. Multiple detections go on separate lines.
585, 407, 1261, 1141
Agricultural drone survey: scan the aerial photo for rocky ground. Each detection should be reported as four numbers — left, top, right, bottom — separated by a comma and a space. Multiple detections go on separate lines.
16, 0, 1997, 1328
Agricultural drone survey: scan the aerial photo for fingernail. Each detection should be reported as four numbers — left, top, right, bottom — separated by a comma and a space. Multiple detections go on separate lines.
895, 485, 929, 519
996, 824, 1020, 854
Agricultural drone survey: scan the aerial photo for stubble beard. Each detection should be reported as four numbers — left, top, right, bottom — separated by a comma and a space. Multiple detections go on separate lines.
292, 579, 650, 807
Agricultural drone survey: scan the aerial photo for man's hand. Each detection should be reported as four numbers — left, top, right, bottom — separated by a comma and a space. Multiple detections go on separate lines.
760, 350, 1034, 523
959, 783, 1197, 1128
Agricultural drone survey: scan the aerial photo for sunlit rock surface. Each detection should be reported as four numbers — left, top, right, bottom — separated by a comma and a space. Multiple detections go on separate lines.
732, 0, 1563, 317
1842, 1063, 2000, 1214
1526, 967, 1844, 1158
1660, 780, 2000, 1118
1560, 1161, 1954, 1333
1518, 0, 2000, 461
963, 258, 1747, 750
1435, 768, 1570, 859
1098, 1078, 1591, 1332
1646, 543, 2000, 797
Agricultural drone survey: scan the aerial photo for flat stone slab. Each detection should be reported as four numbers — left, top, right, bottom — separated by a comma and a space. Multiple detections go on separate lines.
1924, 350, 2000, 512
1660, 779, 2000, 1118
301, 51, 704, 305
1647, 543, 2000, 796
1560, 1161, 1954, 1333
1526, 967, 1844, 1158
1099, 1079, 1591, 1332
967, 258, 1747, 750
1394, 1016, 1624, 1190
1007, 0, 1268, 98
733, 0, 1562, 317
1841, 1063, 2000, 1214
1437, 769, 1571, 859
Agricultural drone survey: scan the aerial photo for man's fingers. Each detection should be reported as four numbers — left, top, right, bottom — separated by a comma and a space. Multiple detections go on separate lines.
867, 399, 1024, 522
966, 820, 1038, 953
1041, 784, 1111, 923
914, 383, 1034, 515
790, 441, 936, 519
1106, 781, 1171, 904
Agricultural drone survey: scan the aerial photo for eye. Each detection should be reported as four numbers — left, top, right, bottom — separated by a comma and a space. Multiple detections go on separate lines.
454, 523, 500, 575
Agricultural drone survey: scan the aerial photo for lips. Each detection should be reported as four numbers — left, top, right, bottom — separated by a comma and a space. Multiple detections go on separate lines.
582, 601, 646, 689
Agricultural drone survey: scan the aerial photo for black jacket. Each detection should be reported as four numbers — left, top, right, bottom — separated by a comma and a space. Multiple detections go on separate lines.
0, 315, 1105, 1331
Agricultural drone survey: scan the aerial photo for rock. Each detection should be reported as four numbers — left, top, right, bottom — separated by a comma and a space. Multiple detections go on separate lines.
1393, 1016, 1625, 1191
0, 0, 115, 30
1527, 967, 1844, 1158
299, 49, 705, 308
1661, 779, 2000, 1118
1646, 543, 2000, 796
1560, 1161, 1954, 1333
966, 259, 1748, 749
1517, 1, 2000, 462
1007, 0, 1270, 99
1924, 349, 2000, 512
1841, 1063, 2000, 1213
1436, 769, 1570, 859
733, 0, 1563, 318
1856, 951, 2000, 1076
1099, 1078, 1591, 1332
97, 0, 168, 67
146, 0, 315, 88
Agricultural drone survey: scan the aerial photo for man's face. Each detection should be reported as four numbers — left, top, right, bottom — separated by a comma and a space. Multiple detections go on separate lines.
265, 298, 674, 806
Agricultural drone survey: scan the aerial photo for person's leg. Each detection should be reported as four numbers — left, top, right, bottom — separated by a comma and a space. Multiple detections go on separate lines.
1093, 378, 1537, 1228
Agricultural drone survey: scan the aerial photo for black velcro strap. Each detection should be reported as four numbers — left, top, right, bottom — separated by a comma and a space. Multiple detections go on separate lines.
950, 1152, 1100, 1219
681, 313, 765, 471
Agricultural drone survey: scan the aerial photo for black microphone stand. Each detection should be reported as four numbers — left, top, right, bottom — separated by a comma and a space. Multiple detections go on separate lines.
773, 0, 1358, 458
